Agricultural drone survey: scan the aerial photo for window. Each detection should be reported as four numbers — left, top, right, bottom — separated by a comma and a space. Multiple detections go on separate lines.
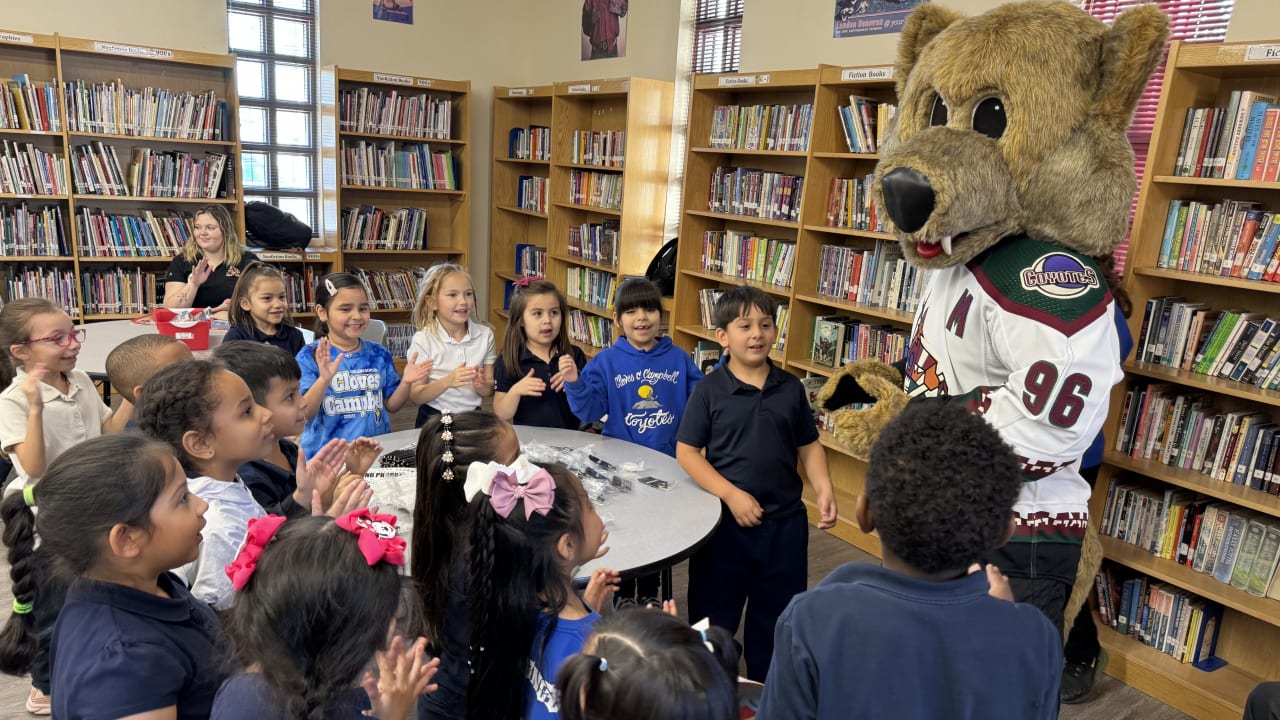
694, 0, 744, 74
1077, 0, 1233, 271
227, 0, 319, 232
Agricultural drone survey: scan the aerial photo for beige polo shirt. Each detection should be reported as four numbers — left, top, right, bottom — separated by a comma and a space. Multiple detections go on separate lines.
0, 368, 112, 488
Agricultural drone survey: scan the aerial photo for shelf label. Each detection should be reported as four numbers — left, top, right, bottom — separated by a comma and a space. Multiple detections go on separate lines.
374, 72, 413, 86
757, 74, 771, 84
416, 78, 433, 87
93, 42, 173, 59
508, 88, 532, 96
0, 32, 34, 45
567, 83, 592, 94
1245, 44, 1280, 62
718, 76, 756, 87
841, 66, 894, 81
306, 252, 322, 260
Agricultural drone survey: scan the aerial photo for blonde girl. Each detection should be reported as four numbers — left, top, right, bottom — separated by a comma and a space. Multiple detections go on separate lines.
224, 263, 306, 356
408, 264, 496, 428
493, 280, 586, 429
162, 204, 259, 316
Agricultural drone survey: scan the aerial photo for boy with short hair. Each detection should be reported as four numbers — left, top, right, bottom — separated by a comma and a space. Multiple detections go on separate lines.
104, 334, 193, 424
758, 400, 1062, 719
213, 341, 377, 517
676, 286, 837, 681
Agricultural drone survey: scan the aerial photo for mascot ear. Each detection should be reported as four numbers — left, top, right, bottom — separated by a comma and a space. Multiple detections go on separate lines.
1091, 4, 1169, 133
894, 4, 963, 98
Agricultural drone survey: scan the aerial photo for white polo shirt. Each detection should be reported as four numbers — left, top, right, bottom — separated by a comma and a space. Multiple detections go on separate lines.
0, 368, 112, 488
407, 320, 497, 414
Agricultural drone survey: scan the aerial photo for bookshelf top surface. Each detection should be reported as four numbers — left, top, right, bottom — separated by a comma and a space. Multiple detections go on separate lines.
57, 35, 235, 69
331, 67, 470, 93
692, 68, 822, 92
494, 85, 555, 99
0, 28, 57, 50
553, 77, 669, 97
1173, 39, 1280, 74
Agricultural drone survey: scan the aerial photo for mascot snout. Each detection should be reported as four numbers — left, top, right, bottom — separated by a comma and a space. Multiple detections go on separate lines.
879, 167, 934, 234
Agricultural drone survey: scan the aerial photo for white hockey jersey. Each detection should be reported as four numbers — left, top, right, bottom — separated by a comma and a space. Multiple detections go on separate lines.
902, 235, 1124, 544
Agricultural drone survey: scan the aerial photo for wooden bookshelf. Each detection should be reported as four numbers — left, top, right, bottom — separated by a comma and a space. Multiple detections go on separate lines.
1098, 39, 1280, 718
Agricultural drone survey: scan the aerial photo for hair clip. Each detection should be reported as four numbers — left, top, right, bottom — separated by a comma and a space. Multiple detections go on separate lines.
21, 485, 35, 508
12, 598, 32, 615
335, 508, 407, 567
464, 459, 556, 520
324, 277, 339, 295
439, 413, 457, 481
513, 276, 536, 288
225, 515, 289, 591
597, 657, 608, 672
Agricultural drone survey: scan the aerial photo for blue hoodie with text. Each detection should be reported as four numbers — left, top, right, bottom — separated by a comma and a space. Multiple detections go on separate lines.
565, 336, 703, 456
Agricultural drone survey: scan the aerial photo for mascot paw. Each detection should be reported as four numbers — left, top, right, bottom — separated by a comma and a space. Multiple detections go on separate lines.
817, 359, 910, 460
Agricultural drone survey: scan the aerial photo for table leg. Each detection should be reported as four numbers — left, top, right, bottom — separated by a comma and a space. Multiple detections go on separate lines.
661, 565, 673, 602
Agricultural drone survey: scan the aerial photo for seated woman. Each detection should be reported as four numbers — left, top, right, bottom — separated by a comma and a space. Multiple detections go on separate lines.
163, 204, 259, 318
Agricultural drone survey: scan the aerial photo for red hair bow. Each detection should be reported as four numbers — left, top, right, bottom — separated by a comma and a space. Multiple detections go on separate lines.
335, 508, 407, 567
225, 514, 288, 591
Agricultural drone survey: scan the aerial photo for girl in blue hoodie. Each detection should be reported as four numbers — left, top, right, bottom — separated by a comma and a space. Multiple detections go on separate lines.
562, 278, 701, 457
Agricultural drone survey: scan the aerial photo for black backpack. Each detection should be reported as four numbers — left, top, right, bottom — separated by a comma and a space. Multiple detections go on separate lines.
645, 237, 677, 295
244, 201, 313, 250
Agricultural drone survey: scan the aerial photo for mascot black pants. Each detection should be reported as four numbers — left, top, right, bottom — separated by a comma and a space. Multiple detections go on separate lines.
987, 540, 1081, 637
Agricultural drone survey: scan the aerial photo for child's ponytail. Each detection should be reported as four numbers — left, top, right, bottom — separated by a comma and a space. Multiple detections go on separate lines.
0, 490, 39, 674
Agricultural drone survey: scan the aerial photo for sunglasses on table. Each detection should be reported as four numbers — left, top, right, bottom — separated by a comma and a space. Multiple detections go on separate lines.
20, 329, 86, 348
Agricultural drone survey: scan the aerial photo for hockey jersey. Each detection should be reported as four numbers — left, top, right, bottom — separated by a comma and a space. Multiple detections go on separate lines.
902, 235, 1124, 544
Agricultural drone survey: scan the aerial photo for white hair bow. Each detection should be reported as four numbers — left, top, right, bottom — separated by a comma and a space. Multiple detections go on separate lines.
463, 454, 538, 502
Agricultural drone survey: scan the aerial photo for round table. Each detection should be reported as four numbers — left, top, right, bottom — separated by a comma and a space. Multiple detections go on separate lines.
75, 319, 229, 401
369, 426, 723, 598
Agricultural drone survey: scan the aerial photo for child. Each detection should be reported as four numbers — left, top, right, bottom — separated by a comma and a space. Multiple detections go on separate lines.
0, 299, 133, 491
562, 278, 702, 456
408, 264, 496, 428
224, 263, 306, 356
412, 410, 522, 720
465, 461, 618, 720
298, 272, 432, 457
757, 400, 1062, 719
215, 341, 380, 518
0, 434, 223, 719
555, 608, 739, 720
212, 512, 440, 719
677, 286, 836, 681
104, 334, 193, 426
493, 280, 587, 429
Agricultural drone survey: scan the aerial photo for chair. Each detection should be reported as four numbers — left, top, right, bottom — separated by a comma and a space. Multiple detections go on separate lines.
299, 327, 316, 344
362, 318, 388, 345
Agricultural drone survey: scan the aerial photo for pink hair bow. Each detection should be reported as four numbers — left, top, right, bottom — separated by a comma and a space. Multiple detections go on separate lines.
488, 467, 557, 520
335, 508, 407, 567
225, 514, 289, 591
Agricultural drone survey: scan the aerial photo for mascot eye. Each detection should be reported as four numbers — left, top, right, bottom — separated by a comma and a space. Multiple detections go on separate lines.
972, 96, 1007, 139
929, 95, 948, 127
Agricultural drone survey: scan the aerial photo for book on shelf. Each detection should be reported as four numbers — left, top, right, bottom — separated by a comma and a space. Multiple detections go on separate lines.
1133, 296, 1280, 390
340, 205, 428, 251
338, 87, 452, 139
707, 166, 804, 222
75, 207, 191, 258
811, 316, 843, 368
78, 266, 162, 314
1, 75, 60, 132
515, 243, 547, 277
516, 175, 549, 213
63, 80, 228, 140
810, 314, 905, 368
1173, 92, 1280, 181
825, 175, 883, 231
816, 240, 923, 313
568, 169, 622, 210
0, 202, 68, 256
567, 308, 612, 349
347, 266, 431, 310
340, 140, 458, 190
570, 130, 624, 168
4, 264, 77, 317
565, 267, 616, 309
1156, 199, 1280, 279
700, 230, 795, 287
509, 126, 551, 161
1095, 565, 1226, 670
0, 140, 69, 195
837, 96, 894, 154
710, 103, 813, 152
693, 339, 723, 375
697, 288, 724, 328
566, 221, 617, 267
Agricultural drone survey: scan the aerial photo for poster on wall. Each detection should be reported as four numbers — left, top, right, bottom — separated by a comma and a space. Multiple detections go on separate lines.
373, 0, 413, 25
581, 0, 629, 60
833, 0, 927, 38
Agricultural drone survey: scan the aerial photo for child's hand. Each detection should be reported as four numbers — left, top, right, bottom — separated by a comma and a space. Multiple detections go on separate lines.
362, 636, 440, 720
21, 363, 47, 408
816, 489, 838, 530
346, 437, 383, 477
554, 354, 579, 386
314, 475, 373, 517
512, 369, 546, 397
315, 338, 346, 382
969, 563, 1014, 602
725, 488, 763, 527
445, 365, 478, 388
583, 568, 620, 611
402, 353, 434, 385
295, 439, 349, 508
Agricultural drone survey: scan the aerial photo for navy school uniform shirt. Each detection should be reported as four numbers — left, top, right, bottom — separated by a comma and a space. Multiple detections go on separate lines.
164, 251, 260, 310
494, 344, 588, 429
223, 322, 306, 357
297, 338, 401, 458
211, 673, 370, 719
236, 438, 307, 519
564, 336, 702, 456
51, 572, 225, 720
676, 360, 819, 517
758, 563, 1062, 720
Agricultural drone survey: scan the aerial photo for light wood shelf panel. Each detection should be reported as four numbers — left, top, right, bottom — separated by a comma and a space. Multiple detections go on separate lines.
1123, 360, 1280, 408
1105, 451, 1280, 517
1132, 266, 1280, 294
802, 223, 896, 241
549, 252, 618, 274
689, 147, 809, 159
679, 267, 792, 298
496, 204, 548, 220
552, 201, 622, 216
337, 130, 465, 145
792, 292, 914, 324
685, 209, 798, 229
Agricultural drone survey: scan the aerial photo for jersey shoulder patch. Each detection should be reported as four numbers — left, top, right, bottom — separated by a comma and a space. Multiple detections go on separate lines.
966, 236, 1112, 337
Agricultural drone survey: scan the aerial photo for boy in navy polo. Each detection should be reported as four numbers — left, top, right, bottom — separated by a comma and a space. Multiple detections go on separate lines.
676, 286, 837, 681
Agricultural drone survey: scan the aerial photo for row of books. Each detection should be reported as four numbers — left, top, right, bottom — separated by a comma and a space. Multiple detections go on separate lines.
1095, 566, 1224, 670
0, 203, 68, 257
384, 322, 416, 359
694, 288, 789, 351
1116, 383, 1280, 494
515, 243, 546, 278
347, 266, 431, 310
708, 103, 813, 152
566, 221, 617, 267
278, 267, 313, 313
78, 267, 161, 314
0, 140, 69, 196
63, 80, 228, 141
816, 240, 925, 313
825, 175, 883, 231
568, 169, 622, 210
565, 267, 616, 310
691, 340, 724, 374
340, 141, 458, 190
2, 75, 59, 132
1172, 90, 1279, 181
708, 166, 804, 223
4, 265, 78, 317
1137, 298, 1280, 388
570, 130, 625, 168
76, 208, 193, 257
1101, 477, 1280, 599
837, 96, 894, 154
699, 230, 795, 288
339, 205, 428, 251
507, 126, 551, 161
69, 142, 227, 198
338, 88, 452, 139
516, 175, 548, 213
811, 316, 906, 368
1156, 199, 1280, 279
568, 309, 612, 350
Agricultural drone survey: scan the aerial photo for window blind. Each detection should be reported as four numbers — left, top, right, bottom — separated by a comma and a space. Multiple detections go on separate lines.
694, 0, 745, 74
